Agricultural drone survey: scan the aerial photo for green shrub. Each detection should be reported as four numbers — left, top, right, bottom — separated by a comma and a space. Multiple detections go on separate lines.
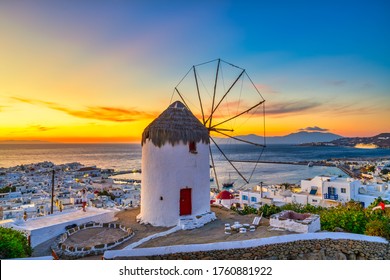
365, 218, 390, 240
368, 197, 390, 208
258, 204, 281, 218
320, 205, 368, 234
280, 203, 324, 214
0, 227, 32, 259
229, 199, 389, 239
0, 186, 16, 194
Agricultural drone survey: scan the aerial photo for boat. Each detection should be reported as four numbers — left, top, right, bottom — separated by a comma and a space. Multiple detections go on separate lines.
209, 168, 214, 182
222, 182, 234, 188
222, 173, 235, 189
307, 162, 314, 167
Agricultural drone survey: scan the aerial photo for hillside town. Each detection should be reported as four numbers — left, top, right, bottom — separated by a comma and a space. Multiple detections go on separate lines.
1, 158, 389, 222
216, 158, 390, 209
0, 161, 140, 221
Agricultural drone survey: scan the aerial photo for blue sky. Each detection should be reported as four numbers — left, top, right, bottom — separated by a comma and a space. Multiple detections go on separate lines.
0, 0, 389, 141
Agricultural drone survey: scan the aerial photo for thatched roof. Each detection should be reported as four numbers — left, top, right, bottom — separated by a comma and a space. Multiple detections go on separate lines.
142, 101, 210, 147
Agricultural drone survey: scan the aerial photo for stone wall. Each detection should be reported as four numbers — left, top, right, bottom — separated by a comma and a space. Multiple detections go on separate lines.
51, 222, 134, 259
114, 239, 390, 260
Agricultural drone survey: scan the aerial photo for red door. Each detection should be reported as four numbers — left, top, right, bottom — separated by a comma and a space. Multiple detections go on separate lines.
180, 188, 192, 216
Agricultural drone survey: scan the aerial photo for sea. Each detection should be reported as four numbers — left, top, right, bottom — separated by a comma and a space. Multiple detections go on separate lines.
1, 143, 389, 187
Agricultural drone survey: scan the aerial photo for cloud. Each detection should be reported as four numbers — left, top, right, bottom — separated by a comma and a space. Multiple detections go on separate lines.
359, 82, 374, 90
11, 97, 156, 122
329, 80, 347, 86
266, 100, 321, 116
328, 103, 379, 116
28, 125, 55, 132
299, 126, 329, 132
6, 124, 56, 135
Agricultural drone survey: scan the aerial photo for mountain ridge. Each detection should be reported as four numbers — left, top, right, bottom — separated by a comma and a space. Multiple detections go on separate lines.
214, 131, 342, 145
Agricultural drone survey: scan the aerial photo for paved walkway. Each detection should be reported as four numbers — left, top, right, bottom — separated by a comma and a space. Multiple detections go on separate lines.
16, 207, 116, 230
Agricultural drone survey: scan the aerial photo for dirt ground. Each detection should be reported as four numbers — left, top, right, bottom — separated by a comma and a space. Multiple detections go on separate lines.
135, 205, 292, 248
63, 227, 128, 247
35, 206, 292, 259
84, 205, 291, 258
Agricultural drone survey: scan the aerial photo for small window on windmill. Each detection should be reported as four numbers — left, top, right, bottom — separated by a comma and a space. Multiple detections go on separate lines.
189, 141, 197, 154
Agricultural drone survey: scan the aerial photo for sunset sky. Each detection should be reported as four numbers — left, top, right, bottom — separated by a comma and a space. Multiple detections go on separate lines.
0, 0, 389, 143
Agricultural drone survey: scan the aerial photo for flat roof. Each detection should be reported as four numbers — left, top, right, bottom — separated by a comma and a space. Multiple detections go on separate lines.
10, 207, 116, 230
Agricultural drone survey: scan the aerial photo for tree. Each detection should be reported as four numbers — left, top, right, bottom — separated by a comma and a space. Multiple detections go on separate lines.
381, 169, 390, 175
0, 186, 16, 194
0, 227, 32, 259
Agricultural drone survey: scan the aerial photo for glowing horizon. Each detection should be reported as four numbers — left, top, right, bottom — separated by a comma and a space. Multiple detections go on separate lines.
1, 1, 389, 143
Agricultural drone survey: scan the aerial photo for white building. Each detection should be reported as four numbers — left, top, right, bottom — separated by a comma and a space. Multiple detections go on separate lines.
296, 176, 390, 208
137, 101, 215, 227
213, 190, 239, 208
295, 176, 360, 207
108, 187, 123, 198
239, 189, 263, 207
354, 183, 390, 207
238, 185, 286, 208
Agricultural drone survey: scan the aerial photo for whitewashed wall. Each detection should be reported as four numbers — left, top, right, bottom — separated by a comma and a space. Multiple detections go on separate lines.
139, 140, 210, 227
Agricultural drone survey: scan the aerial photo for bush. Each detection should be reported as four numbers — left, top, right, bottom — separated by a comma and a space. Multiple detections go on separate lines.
368, 197, 390, 209
0, 186, 16, 194
229, 200, 389, 239
365, 218, 390, 240
381, 169, 390, 175
0, 227, 32, 259
280, 203, 324, 214
258, 204, 281, 218
320, 205, 367, 234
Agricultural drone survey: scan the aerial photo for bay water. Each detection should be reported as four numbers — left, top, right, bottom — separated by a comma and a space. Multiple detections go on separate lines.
1, 143, 389, 186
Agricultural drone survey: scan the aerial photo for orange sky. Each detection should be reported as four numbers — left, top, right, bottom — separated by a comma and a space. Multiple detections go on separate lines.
1, 2, 389, 143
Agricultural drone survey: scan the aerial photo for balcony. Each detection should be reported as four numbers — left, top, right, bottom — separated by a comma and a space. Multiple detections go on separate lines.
323, 193, 338, 200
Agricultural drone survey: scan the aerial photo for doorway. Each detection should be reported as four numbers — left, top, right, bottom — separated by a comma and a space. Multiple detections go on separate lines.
180, 188, 192, 216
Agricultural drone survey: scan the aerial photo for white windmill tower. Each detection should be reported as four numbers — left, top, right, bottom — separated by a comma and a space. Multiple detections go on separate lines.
138, 59, 266, 228
137, 100, 216, 228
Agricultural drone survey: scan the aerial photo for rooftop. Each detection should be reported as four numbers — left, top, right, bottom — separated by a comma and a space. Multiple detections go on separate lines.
142, 101, 209, 147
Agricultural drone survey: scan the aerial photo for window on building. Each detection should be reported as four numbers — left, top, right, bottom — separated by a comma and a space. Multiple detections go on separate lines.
309, 187, 318, 195
251, 197, 257, 202
341, 188, 346, 193
189, 141, 197, 154
328, 187, 336, 195
242, 195, 248, 200
312, 199, 318, 203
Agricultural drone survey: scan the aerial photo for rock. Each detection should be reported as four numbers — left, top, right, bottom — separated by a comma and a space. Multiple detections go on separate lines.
306, 253, 319, 260
334, 227, 344, 232
336, 252, 347, 260
355, 253, 364, 260
318, 249, 327, 260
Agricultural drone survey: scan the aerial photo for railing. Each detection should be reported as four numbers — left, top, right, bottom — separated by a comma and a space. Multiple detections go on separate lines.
323, 193, 338, 200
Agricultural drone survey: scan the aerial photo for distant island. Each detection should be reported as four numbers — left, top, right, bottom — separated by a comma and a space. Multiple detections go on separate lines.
214, 131, 342, 145
301, 133, 390, 149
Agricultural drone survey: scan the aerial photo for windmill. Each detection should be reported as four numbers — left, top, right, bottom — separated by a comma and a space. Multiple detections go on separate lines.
171, 59, 266, 190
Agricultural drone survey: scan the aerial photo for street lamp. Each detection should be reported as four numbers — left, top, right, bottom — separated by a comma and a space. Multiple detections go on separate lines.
50, 169, 55, 214
260, 181, 263, 199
